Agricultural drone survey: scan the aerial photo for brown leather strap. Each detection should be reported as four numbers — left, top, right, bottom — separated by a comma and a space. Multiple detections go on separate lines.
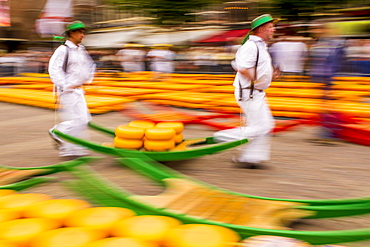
238, 41, 260, 101
249, 42, 259, 99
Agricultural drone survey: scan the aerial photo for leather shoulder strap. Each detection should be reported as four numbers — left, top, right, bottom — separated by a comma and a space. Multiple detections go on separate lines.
237, 41, 260, 101
62, 44, 69, 73
249, 41, 259, 99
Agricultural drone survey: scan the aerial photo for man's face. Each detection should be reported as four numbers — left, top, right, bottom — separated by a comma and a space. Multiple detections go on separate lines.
69, 29, 86, 45
310, 25, 325, 39
258, 22, 276, 41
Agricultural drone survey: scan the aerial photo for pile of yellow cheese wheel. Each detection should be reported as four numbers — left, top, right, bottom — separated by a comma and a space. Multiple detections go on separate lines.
0, 189, 350, 247
114, 120, 184, 151
0, 189, 243, 247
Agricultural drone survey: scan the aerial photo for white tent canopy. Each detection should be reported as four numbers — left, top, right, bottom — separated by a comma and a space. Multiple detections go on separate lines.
82, 27, 223, 48
132, 28, 223, 46
82, 29, 144, 49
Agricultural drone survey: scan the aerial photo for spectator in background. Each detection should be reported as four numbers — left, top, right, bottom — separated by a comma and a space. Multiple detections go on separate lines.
116, 43, 146, 72
99, 50, 121, 70
224, 37, 242, 54
308, 22, 345, 145
88, 49, 105, 69
147, 44, 176, 80
193, 47, 218, 73
345, 39, 370, 75
269, 36, 308, 76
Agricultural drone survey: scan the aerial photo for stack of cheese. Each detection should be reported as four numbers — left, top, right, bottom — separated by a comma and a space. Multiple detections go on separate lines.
0, 189, 242, 247
114, 120, 184, 151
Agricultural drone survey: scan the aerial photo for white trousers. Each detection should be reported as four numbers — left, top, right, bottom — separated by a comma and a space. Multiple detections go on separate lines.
122, 62, 145, 72
150, 61, 174, 73
53, 89, 91, 157
213, 89, 274, 163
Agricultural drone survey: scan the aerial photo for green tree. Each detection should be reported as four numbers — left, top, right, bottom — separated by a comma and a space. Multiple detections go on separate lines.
270, 0, 363, 21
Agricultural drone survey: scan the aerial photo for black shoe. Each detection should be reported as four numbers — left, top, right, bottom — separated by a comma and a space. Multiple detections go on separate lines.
59, 155, 86, 161
308, 138, 338, 146
233, 161, 266, 169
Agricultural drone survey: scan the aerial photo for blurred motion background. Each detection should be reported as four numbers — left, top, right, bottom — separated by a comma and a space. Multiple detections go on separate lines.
0, 0, 369, 76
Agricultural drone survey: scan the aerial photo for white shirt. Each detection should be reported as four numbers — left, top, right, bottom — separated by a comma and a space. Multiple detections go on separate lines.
232, 35, 273, 90
147, 49, 176, 73
48, 40, 95, 92
269, 41, 307, 73
147, 49, 175, 62
116, 48, 146, 71
116, 48, 146, 63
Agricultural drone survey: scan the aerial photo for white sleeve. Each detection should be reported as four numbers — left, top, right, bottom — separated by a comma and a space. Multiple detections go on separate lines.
235, 41, 258, 71
83, 48, 96, 84
48, 45, 68, 91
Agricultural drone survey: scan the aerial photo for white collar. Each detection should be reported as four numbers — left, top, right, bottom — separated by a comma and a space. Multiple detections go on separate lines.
249, 35, 264, 42
65, 40, 79, 48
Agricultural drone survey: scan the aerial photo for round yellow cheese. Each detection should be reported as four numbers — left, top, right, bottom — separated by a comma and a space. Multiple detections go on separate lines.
115, 125, 145, 139
0, 193, 53, 215
23, 199, 92, 223
0, 218, 61, 247
86, 237, 157, 247
0, 189, 16, 197
111, 215, 182, 243
156, 122, 184, 134
128, 120, 155, 130
163, 224, 241, 247
144, 139, 175, 151
64, 207, 136, 232
174, 133, 183, 144
0, 208, 21, 223
30, 227, 107, 247
0, 239, 19, 247
114, 137, 143, 150
145, 127, 176, 140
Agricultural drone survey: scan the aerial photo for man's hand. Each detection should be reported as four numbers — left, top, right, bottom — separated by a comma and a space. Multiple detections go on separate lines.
273, 67, 281, 80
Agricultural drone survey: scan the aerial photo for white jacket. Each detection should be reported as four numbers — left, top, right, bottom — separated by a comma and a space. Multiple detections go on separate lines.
49, 40, 95, 92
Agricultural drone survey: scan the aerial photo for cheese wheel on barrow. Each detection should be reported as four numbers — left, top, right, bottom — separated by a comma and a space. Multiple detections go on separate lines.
128, 120, 155, 130
145, 127, 176, 140
115, 125, 145, 139
114, 137, 143, 150
163, 224, 240, 247
156, 122, 184, 134
144, 139, 175, 151
174, 133, 183, 144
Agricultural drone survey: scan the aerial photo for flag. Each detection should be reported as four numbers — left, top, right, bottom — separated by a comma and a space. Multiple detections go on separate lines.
35, 0, 73, 38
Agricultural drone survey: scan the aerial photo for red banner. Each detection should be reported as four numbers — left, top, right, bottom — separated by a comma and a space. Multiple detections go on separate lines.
35, 0, 73, 37
0, 0, 10, 27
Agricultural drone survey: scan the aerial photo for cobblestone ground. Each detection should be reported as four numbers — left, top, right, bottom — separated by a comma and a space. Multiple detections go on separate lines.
1, 102, 370, 246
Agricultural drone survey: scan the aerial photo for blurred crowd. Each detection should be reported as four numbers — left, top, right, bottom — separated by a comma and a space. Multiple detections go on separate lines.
0, 36, 369, 77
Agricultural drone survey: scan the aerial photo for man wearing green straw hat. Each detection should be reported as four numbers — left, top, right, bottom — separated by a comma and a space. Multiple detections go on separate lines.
213, 14, 279, 169
48, 20, 96, 159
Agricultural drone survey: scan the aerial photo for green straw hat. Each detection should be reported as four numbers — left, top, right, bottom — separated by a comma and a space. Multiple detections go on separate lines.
251, 14, 277, 30
63, 21, 89, 35
242, 14, 278, 44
